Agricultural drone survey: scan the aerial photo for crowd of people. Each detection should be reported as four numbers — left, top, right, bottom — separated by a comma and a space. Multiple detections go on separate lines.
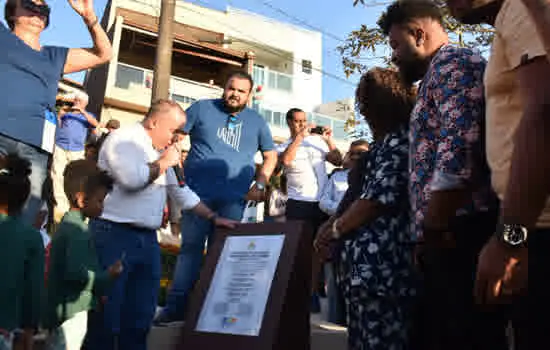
0, 0, 547, 349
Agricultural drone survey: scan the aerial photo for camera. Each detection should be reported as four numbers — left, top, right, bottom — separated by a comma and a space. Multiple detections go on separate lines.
310, 126, 325, 135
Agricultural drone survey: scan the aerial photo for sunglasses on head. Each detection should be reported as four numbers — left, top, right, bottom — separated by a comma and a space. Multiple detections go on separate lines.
227, 115, 240, 131
21, 0, 50, 27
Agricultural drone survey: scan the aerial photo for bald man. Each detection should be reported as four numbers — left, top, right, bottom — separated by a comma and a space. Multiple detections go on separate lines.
84, 99, 236, 350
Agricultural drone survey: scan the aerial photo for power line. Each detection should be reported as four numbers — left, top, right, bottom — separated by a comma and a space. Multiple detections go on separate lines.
183, 0, 357, 86
126, 0, 358, 86
254, 0, 346, 42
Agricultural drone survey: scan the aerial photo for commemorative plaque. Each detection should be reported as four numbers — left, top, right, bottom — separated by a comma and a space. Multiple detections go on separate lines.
179, 221, 313, 350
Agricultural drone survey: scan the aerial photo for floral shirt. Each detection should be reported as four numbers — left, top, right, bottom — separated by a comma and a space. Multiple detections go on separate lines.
409, 45, 493, 239
339, 125, 416, 299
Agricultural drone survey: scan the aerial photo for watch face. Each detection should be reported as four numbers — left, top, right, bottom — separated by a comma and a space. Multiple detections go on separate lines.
503, 225, 528, 246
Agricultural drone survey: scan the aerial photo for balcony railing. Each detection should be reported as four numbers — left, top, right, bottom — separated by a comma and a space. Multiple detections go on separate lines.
252, 65, 293, 93
253, 104, 348, 141
113, 63, 221, 105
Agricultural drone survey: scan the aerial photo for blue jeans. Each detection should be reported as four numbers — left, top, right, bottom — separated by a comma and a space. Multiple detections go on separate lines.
162, 199, 245, 320
84, 219, 160, 350
0, 133, 49, 224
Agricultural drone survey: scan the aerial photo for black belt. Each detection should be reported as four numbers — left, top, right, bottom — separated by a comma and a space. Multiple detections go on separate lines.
104, 219, 156, 233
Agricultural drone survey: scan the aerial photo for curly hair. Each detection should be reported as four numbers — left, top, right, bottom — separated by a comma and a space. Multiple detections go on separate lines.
0, 153, 32, 215
355, 67, 417, 136
378, 0, 443, 35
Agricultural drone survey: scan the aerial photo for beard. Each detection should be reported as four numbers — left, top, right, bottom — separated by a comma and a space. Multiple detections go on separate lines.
222, 93, 247, 114
396, 57, 426, 86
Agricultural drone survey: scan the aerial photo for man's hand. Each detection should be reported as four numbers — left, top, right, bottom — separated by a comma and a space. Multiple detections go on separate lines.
158, 145, 181, 172
314, 220, 334, 262
297, 123, 315, 139
474, 236, 528, 304
321, 126, 333, 143
214, 217, 238, 229
246, 184, 266, 202
107, 259, 124, 279
68, 0, 96, 23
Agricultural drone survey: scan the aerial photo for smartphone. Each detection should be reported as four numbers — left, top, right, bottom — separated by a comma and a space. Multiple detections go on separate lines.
310, 126, 324, 135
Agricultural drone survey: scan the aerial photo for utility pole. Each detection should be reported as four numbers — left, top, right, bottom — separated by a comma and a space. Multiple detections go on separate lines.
151, 0, 176, 102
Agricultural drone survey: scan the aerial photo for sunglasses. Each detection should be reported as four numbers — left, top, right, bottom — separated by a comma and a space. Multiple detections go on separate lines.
21, 0, 50, 27
227, 115, 240, 131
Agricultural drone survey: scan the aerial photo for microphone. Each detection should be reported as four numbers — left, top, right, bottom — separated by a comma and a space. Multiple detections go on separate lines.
173, 165, 186, 187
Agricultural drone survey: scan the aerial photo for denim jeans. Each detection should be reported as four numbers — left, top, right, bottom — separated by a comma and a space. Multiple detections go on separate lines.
162, 199, 245, 321
0, 133, 49, 224
84, 219, 160, 350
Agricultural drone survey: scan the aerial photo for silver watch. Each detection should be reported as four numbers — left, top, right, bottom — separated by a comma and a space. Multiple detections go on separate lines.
497, 223, 528, 247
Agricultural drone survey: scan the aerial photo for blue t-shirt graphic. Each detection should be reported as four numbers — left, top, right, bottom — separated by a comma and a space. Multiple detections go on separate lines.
183, 99, 275, 201
0, 24, 68, 152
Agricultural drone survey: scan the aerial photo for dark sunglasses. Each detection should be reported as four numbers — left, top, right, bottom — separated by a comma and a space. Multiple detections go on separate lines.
21, 0, 50, 27
227, 115, 240, 130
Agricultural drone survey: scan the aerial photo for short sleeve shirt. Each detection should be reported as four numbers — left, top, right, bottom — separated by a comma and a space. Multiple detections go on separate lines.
0, 24, 68, 153
55, 112, 94, 151
485, 0, 550, 227
183, 99, 275, 201
277, 135, 329, 202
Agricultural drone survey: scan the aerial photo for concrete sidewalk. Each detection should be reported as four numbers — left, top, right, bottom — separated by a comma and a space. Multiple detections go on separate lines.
147, 314, 347, 350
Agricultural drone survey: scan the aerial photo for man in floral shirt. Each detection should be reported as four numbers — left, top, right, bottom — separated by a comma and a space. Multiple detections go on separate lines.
379, 1, 506, 349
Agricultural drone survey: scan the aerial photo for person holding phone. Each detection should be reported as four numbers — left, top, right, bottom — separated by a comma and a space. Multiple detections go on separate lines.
277, 107, 343, 313
0, 0, 112, 226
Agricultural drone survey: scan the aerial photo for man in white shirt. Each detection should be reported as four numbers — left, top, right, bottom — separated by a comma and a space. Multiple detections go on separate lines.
84, 100, 235, 350
277, 108, 342, 312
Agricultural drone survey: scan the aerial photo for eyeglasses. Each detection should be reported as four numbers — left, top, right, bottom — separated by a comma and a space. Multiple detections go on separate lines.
227, 115, 240, 131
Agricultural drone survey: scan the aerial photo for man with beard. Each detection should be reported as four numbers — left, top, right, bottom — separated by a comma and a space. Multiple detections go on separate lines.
156, 71, 277, 323
445, 0, 550, 348
379, 1, 504, 349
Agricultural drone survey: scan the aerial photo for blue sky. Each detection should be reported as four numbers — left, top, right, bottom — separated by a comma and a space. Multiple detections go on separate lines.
1, 0, 388, 102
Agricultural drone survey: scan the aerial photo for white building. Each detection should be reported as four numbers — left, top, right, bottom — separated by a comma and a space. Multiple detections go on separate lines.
85, 0, 350, 149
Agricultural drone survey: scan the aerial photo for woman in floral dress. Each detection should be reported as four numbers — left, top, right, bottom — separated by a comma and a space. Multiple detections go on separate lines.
315, 67, 417, 350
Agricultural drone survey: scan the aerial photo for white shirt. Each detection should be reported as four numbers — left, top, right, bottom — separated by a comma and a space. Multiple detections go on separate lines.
319, 169, 349, 216
277, 135, 329, 202
98, 123, 200, 230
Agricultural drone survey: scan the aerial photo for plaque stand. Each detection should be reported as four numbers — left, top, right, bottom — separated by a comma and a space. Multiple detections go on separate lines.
178, 221, 313, 350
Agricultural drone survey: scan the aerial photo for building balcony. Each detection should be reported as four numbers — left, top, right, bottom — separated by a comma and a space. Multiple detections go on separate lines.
254, 105, 348, 142
112, 62, 223, 109
252, 65, 292, 93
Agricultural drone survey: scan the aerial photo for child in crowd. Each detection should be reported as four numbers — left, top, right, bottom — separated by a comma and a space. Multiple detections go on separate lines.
44, 160, 123, 350
0, 154, 45, 350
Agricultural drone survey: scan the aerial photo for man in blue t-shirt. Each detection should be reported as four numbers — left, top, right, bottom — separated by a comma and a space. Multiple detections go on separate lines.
51, 91, 99, 220
157, 71, 278, 323
0, 0, 112, 225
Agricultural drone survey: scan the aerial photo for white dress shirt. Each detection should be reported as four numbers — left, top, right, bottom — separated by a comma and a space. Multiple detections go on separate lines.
319, 169, 349, 216
98, 123, 200, 230
276, 135, 329, 202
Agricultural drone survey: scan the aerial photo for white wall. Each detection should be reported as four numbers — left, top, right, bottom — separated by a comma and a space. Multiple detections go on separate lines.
115, 0, 323, 112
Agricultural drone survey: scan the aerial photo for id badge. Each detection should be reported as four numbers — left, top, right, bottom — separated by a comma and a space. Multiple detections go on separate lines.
41, 109, 57, 153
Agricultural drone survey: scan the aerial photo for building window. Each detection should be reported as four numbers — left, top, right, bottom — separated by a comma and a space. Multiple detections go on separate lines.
172, 94, 197, 105
115, 64, 144, 89
302, 60, 312, 74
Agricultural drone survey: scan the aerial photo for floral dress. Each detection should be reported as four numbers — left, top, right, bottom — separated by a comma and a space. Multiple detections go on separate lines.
337, 125, 417, 350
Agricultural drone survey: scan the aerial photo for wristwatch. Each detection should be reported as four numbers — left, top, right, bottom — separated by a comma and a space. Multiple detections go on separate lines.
331, 219, 342, 239
256, 182, 266, 192
208, 213, 218, 223
496, 223, 528, 247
